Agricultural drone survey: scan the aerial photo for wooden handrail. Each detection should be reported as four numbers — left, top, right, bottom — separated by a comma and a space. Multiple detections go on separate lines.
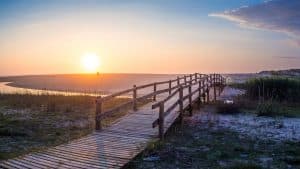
152, 88, 180, 109
99, 73, 202, 103
99, 88, 133, 102
151, 73, 226, 139
95, 73, 226, 132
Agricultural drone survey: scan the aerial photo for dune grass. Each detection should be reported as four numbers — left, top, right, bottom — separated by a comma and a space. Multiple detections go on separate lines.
232, 77, 300, 102
0, 93, 135, 160
227, 77, 300, 117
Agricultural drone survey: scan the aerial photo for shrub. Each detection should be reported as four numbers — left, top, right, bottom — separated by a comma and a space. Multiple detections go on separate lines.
256, 101, 279, 116
244, 77, 300, 102
225, 162, 262, 169
215, 101, 241, 114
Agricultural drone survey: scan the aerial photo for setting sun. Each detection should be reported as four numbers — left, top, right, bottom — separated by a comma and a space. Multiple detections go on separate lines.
81, 53, 100, 73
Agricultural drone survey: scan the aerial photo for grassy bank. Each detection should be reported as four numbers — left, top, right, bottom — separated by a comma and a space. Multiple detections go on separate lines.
239, 77, 299, 102
127, 118, 300, 169
226, 77, 300, 117
0, 93, 132, 160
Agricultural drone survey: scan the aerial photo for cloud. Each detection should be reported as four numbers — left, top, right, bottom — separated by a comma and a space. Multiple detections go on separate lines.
276, 56, 300, 60
209, 0, 300, 45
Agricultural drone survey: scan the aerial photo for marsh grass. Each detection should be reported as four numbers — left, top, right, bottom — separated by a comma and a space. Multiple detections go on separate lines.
229, 77, 300, 117
234, 77, 300, 103
0, 93, 135, 160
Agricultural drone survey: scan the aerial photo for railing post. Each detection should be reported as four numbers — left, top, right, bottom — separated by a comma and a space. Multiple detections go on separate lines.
169, 80, 172, 95
95, 96, 102, 131
188, 85, 192, 116
198, 80, 202, 106
133, 85, 137, 111
202, 80, 205, 103
153, 83, 157, 101
177, 76, 180, 86
179, 85, 184, 127
213, 74, 217, 102
222, 76, 225, 86
190, 74, 192, 84
159, 103, 164, 140
218, 75, 221, 96
206, 84, 210, 103
184, 75, 187, 85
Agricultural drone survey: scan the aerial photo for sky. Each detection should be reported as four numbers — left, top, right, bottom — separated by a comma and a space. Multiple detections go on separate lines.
0, 0, 299, 75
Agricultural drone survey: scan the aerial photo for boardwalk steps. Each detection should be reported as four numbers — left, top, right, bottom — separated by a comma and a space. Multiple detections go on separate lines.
0, 73, 226, 169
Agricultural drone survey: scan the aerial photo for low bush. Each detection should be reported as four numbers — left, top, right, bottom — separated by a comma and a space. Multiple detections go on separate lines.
256, 101, 279, 116
225, 162, 262, 169
215, 101, 241, 114
244, 77, 300, 102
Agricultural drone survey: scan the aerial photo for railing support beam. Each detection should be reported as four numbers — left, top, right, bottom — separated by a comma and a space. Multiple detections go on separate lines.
188, 85, 193, 116
133, 85, 137, 111
169, 80, 172, 95
179, 86, 184, 127
213, 74, 217, 102
153, 83, 157, 101
206, 84, 210, 103
159, 104, 164, 140
95, 96, 102, 131
198, 80, 202, 107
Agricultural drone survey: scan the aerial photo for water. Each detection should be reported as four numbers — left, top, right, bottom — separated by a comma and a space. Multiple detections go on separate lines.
0, 73, 255, 96
0, 74, 179, 96
0, 82, 100, 96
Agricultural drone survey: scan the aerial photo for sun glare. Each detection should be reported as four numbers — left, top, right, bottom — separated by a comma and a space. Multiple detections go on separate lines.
81, 53, 100, 73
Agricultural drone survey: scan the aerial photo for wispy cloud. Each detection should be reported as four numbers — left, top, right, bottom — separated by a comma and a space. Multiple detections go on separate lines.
209, 0, 300, 46
275, 56, 300, 60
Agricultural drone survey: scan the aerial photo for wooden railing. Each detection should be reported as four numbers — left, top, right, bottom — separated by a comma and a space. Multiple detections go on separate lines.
151, 74, 226, 139
95, 73, 226, 132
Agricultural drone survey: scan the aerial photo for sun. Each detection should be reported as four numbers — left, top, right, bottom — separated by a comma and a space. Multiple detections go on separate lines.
81, 53, 100, 73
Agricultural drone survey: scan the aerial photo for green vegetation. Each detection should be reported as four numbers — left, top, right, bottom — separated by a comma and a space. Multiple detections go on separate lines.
256, 101, 279, 116
228, 77, 300, 117
235, 77, 300, 102
215, 101, 241, 114
0, 93, 132, 160
127, 121, 300, 169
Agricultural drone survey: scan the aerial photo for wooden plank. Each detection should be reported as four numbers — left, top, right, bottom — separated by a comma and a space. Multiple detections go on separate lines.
0, 162, 18, 169
42, 150, 126, 168
33, 153, 107, 169
0, 161, 26, 169
23, 155, 72, 169
52, 146, 132, 162
5, 159, 46, 169
27, 154, 89, 169
57, 142, 144, 154
47, 148, 127, 167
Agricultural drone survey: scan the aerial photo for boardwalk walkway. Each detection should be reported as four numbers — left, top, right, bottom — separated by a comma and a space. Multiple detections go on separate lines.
0, 73, 225, 169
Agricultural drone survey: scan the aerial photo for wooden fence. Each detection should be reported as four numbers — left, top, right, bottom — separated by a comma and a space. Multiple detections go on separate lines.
152, 73, 226, 139
95, 73, 226, 137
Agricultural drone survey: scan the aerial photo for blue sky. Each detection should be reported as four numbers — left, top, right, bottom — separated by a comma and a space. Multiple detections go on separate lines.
0, 0, 299, 75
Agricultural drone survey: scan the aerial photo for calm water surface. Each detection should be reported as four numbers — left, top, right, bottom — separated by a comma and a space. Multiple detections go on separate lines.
0, 82, 100, 96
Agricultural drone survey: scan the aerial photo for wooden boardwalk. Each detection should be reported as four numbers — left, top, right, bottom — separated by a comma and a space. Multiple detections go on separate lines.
0, 73, 225, 169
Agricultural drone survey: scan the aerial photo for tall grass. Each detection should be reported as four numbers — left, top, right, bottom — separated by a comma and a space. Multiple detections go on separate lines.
0, 93, 131, 112
244, 77, 300, 103
0, 93, 133, 159
228, 77, 300, 117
